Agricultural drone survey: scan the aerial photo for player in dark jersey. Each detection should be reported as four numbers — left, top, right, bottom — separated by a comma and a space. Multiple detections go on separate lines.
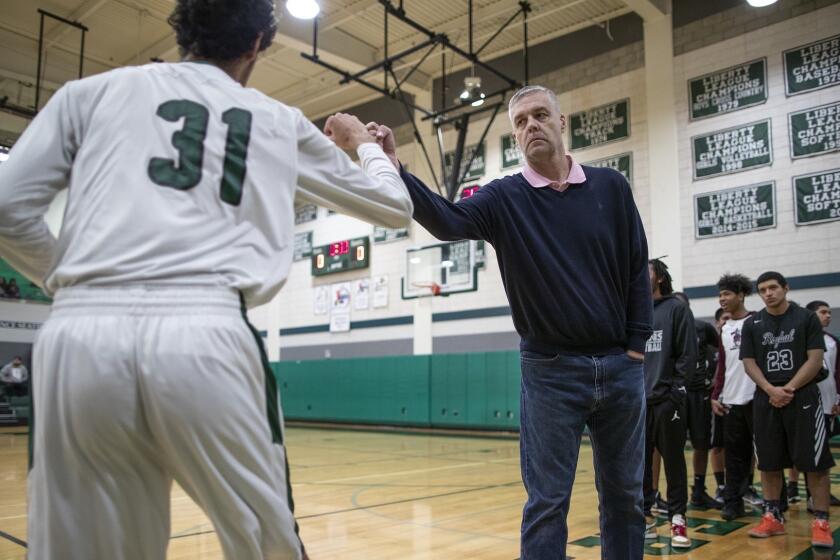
643, 261, 696, 547
740, 271, 833, 548
673, 292, 721, 509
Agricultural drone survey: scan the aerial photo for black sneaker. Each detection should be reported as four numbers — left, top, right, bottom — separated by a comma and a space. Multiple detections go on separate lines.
651, 491, 668, 516
691, 489, 723, 510
744, 486, 764, 507
722, 501, 746, 521
787, 482, 801, 504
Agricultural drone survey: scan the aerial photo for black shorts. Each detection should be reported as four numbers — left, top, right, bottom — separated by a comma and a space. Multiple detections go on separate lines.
753, 383, 836, 472
710, 407, 724, 448
686, 389, 712, 451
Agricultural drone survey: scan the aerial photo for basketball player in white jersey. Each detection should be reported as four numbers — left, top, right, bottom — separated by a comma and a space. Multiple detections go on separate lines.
0, 1, 412, 558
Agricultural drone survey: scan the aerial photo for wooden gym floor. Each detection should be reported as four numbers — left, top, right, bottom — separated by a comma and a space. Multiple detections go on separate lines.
2, 425, 840, 559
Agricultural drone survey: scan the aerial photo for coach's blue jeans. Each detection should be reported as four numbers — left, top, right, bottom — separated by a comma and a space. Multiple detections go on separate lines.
519, 351, 646, 560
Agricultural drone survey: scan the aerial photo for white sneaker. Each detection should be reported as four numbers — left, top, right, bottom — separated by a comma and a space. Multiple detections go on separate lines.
671, 514, 690, 548
645, 518, 658, 539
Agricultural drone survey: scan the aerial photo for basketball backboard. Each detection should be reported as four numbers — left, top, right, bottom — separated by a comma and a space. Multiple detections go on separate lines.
401, 240, 478, 299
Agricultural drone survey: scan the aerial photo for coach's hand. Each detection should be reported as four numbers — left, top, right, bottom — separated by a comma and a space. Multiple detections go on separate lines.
711, 399, 727, 416
766, 385, 794, 408
626, 350, 644, 362
324, 113, 373, 150
366, 122, 399, 170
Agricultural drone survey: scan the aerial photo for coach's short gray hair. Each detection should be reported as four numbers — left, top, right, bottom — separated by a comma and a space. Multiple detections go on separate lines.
508, 85, 560, 121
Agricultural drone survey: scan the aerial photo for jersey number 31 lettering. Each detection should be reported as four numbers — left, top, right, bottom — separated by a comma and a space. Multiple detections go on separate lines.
147, 99, 251, 206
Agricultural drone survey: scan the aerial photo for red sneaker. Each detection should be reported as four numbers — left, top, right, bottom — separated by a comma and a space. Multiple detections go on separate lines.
670, 514, 690, 548
748, 512, 785, 538
812, 519, 834, 548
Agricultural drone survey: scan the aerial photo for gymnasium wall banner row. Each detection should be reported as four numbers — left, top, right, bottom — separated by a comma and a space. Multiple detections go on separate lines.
691, 100, 839, 180
694, 168, 840, 238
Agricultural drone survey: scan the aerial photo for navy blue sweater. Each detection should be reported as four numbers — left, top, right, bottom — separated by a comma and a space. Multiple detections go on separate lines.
401, 166, 653, 355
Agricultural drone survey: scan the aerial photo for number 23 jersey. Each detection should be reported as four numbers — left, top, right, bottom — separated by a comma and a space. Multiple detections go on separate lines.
740, 303, 826, 386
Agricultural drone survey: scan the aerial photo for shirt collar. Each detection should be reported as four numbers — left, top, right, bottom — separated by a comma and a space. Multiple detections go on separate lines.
522, 155, 586, 188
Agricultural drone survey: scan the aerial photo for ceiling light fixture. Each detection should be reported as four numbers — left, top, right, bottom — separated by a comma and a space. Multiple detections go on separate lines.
286, 0, 320, 19
745, 0, 778, 7
458, 75, 485, 107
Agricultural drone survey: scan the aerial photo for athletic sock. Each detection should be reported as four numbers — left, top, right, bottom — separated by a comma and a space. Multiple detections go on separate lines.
765, 500, 783, 521
693, 474, 705, 492
714, 471, 725, 486
814, 510, 829, 521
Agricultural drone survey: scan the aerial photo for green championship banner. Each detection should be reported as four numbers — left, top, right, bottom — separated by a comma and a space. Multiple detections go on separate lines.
788, 101, 840, 159
0, 258, 50, 302
294, 203, 317, 225
444, 142, 485, 183
569, 99, 630, 150
373, 225, 409, 244
688, 58, 767, 120
692, 119, 772, 180
293, 231, 313, 261
694, 182, 775, 239
783, 34, 840, 96
500, 133, 523, 169
793, 168, 840, 226
582, 152, 633, 185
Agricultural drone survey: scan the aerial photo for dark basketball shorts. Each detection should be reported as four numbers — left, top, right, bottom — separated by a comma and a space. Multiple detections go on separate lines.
752, 383, 836, 472
686, 389, 713, 451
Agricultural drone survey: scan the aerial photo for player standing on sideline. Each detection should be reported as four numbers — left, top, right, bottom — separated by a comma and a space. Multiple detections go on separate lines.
366, 84, 652, 560
711, 274, 758, 520
788, 301, 840, 509
710, 307, 730, 505
673, 292, 722, 510
0, 1, 413, 559
740, 273, 834, 547
643, 262, 696, 548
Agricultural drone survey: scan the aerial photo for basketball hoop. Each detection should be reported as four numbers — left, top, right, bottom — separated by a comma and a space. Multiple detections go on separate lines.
411, 281, 442, 297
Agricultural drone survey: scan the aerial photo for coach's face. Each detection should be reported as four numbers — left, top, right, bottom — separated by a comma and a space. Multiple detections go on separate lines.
511, 92, 566, 164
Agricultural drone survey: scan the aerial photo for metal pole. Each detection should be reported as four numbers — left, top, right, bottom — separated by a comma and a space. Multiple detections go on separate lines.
523, 4, 528, 85
312, 17, 318, 57
78, 28, 86, 78
35, 11, 45, 111
468, 0, 473, 56
384, 6, 389, 91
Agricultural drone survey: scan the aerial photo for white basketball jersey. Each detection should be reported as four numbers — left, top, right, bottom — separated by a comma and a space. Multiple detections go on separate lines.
720, 315, 756, 405
0, 62, 412, 307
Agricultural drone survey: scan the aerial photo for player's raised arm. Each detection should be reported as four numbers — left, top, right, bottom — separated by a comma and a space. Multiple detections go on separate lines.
294, 110, 412, 228
368, 122, 496, 243
0, 84, 77, 288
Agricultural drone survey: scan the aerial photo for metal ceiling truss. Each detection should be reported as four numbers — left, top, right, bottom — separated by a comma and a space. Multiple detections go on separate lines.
302, 0, 531, 200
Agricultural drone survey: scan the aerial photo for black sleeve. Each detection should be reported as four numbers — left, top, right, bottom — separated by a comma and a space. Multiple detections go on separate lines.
806, 311, 827, 351
623, 178, 653, 354
673, 303, 698, 388
400, 168, 496, 242
739, 317, 756, 360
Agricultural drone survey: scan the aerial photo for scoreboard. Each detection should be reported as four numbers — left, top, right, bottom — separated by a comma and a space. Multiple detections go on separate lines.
311, 236, 370, 276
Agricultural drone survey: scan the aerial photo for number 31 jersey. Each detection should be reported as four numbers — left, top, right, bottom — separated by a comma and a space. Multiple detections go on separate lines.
740, 303, 826, 386
0, 62, 412, 307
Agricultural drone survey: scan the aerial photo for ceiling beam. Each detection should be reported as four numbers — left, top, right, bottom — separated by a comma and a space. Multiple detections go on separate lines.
274, 16, 430, 95
621, 0, 668, 22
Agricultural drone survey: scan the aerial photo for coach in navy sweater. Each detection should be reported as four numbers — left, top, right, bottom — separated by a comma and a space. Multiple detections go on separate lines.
368, 85, 652, 559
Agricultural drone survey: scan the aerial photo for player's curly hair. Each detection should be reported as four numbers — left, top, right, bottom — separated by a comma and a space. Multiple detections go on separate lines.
168, 0, 277, 61
649, 258, 673, 296
717, 273, 752, 296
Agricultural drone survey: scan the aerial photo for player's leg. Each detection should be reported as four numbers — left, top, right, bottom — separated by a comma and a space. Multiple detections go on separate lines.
791, 385, 835, 547
710, 412, 726, 504
587, 353, 646, 560
518, 351, 590, 560
687, 389, 718, 508
27, 310, 171, 560
721, 404, 751, 520
748, 390, 786, 538
642, 403, 658, 538
141, 306, 304, 560
653, 398, 689, 547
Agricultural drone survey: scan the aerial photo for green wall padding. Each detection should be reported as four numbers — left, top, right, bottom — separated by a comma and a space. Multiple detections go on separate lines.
272, 351, 522, 430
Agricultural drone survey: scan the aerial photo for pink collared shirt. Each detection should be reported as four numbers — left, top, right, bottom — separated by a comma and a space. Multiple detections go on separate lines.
522, 155, 586, 191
